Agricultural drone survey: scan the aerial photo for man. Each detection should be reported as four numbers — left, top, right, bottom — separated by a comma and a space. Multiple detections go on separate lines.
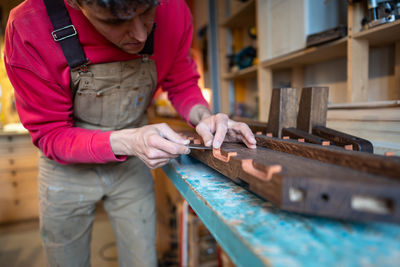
4, 0, 256, 266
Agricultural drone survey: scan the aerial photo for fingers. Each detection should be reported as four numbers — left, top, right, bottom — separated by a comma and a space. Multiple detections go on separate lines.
196, 113, 229, 148
196, 119, 214, 147
142, 157, 173, 170
157, 123, 190, 146
195, 114, 257, 149
146, 133, 190, 157
229, 121, 257, 149
212, 114, 229, 148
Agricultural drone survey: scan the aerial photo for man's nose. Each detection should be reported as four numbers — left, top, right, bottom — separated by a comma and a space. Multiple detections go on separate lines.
128, 17, 147, 42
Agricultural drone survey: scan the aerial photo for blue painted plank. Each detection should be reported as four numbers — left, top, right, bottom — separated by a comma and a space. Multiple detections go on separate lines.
163, 155, 400, 267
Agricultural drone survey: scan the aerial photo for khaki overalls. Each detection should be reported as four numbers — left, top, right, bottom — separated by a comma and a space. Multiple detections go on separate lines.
38, 57, 158, 267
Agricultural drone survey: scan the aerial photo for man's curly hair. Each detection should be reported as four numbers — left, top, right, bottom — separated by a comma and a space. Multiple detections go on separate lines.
66, 0, 160, 19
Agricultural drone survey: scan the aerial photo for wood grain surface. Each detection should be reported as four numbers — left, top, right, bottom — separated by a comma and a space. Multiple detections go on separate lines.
266, 88, 298, 138
189, 142, 400, 223
255, 134, 400, 180
297, 87, 329, 133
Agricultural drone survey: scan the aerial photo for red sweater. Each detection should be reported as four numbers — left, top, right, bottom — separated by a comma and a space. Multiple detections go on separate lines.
4, 0, 208, 164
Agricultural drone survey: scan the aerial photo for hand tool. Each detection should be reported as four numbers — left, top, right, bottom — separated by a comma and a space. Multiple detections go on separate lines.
186, 144, 212, 150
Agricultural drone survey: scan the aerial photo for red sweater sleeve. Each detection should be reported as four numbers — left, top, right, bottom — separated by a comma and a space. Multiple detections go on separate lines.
4, 63, 124, 164
158, 2, 209, 122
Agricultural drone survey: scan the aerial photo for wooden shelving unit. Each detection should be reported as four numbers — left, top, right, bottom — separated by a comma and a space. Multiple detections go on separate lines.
261, 37, 348, 70
353, 19, 400, 46
216, 0, 400, 154
222, 65, 257, 80
220, 0, 255, 29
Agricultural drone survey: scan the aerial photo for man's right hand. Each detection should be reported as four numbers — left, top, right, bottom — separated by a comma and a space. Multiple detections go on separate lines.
110, 123, 190, 169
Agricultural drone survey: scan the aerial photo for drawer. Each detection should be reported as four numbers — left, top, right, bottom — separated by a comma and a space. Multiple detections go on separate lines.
0, 154, 39, 170
0, 178, 38, 200
0, 134, 37, 155
0, 168, 38, 183
0, 195, 39, 223
0, 134, 32, 148
0, 145, 38, 156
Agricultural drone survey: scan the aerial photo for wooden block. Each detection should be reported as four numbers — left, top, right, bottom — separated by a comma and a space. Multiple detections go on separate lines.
282, 127, 330, 145
189, 143, 400, 223
266, 88, 298, 138
312, 126, 373, 153
297, 87, 329, 133
255, 135, 400, 181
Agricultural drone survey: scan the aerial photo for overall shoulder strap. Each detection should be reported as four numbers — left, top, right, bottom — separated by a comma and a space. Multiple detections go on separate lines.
43, 0, 89, 70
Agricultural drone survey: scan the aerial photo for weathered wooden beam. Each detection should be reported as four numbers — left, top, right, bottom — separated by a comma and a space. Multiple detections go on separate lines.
297, 87, 329, 133
189, 142, 400, 223
312, 126, 374, 153
254, 134, 400, 180
282, 127, 330, 145
266, 88, 298, 138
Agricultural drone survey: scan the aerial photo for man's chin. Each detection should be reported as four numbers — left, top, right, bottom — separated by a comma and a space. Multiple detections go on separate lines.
121, 43, 145, 54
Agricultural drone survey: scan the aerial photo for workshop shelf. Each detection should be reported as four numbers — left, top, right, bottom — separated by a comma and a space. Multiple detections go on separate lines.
260, 37, 348, 70
222, 65, 258, 80
353, 19, 400, 47
220, 0, 255, 29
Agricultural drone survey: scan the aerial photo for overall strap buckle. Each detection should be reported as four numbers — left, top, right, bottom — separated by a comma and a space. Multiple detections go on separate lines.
51, 25, 77, 42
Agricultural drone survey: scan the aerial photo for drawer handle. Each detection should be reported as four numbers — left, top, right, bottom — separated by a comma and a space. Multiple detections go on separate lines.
12, 181, 18, 188
11, 170, 17, 176
14, 199, 20, 206
9, 159, 15, 165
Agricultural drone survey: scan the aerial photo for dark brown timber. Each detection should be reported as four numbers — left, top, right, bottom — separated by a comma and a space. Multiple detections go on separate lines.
266, 88, 298, 138
255, 134, 400, 180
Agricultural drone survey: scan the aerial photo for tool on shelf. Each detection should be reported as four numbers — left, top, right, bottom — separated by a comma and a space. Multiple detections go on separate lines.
363, 0, 400, 29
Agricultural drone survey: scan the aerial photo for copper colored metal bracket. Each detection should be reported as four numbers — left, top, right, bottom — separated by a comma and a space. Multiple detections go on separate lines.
267, 133, 273, 137
193, 138, 201, 145
241, 159, 282, 181
212, 148, 237, 163
256, 131, 263, 135
345, 144, 353, 151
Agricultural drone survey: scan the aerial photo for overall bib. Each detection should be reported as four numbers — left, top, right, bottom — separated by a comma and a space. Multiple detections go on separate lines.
39, 1, 158, 266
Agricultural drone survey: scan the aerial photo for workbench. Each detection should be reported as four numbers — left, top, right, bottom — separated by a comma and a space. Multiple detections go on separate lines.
163, 155, 400, 267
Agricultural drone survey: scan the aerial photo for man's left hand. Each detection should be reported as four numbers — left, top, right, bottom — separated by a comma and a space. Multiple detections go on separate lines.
195, 113, 257, 149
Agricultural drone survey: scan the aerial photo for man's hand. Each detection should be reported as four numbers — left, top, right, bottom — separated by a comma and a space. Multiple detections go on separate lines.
110, 123, 190, 169
195, 113, 257, 149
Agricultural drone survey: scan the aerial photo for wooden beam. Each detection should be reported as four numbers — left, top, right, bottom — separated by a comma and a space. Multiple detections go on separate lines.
254, 135, 400, 180
297, 87, 329, 133
395, 41, 400, 100
258, 67, 272, 122
189, 142, 400, 223
282, 127, 330, 146
266, 88, 298, 138
348, 2, 369, 102
312, 126, 373, 153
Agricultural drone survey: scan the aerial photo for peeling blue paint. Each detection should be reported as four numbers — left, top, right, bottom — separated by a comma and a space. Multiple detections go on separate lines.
163, 155, 400, 267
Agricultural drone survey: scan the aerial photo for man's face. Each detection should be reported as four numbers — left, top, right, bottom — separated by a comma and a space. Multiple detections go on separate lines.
79, 3, 156, 54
